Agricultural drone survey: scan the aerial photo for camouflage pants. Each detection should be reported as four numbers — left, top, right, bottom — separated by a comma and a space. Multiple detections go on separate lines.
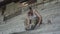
24, 17, 42, 30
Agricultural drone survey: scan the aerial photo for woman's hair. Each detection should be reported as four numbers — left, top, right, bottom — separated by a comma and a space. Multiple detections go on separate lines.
29, 7, 32, 10
28, 7, 33, 16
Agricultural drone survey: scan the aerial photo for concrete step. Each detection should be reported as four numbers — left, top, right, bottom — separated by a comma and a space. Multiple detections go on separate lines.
12, 30, 60, 34
0, 1, 60, 34
11, 23, 60, 34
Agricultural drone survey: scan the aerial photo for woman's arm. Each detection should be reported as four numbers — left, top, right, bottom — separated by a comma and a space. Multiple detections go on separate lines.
34, 10, 42, 25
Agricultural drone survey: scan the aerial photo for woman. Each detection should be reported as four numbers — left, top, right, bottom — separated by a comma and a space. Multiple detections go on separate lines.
25, 7, 42, 30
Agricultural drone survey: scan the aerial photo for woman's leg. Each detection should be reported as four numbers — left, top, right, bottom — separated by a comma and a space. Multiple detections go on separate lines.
34, 17, 42, 28
39, 19, 42, 25
30, 18, 39, 29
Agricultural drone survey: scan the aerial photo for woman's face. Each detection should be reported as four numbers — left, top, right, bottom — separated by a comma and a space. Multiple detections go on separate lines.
28, 9, 33, 16
28, 7, 33, 16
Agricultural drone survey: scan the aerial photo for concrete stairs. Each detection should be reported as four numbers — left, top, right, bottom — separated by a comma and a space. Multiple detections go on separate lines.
0, 1, 60, 34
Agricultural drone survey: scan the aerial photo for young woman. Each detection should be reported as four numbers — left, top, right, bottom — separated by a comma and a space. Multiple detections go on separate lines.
25, 7, 42, 30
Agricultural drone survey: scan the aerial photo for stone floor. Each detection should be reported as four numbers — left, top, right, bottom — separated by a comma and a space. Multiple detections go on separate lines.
0, 1, 60, 34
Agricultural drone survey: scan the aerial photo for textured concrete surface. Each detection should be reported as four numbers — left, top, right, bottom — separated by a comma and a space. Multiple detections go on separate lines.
0, 1, 60, 34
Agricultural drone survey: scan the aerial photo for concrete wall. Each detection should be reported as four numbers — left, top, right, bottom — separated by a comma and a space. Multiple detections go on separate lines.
4, 0, 53, 17
37, 0, 50, 3
4, 3, 19, 17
